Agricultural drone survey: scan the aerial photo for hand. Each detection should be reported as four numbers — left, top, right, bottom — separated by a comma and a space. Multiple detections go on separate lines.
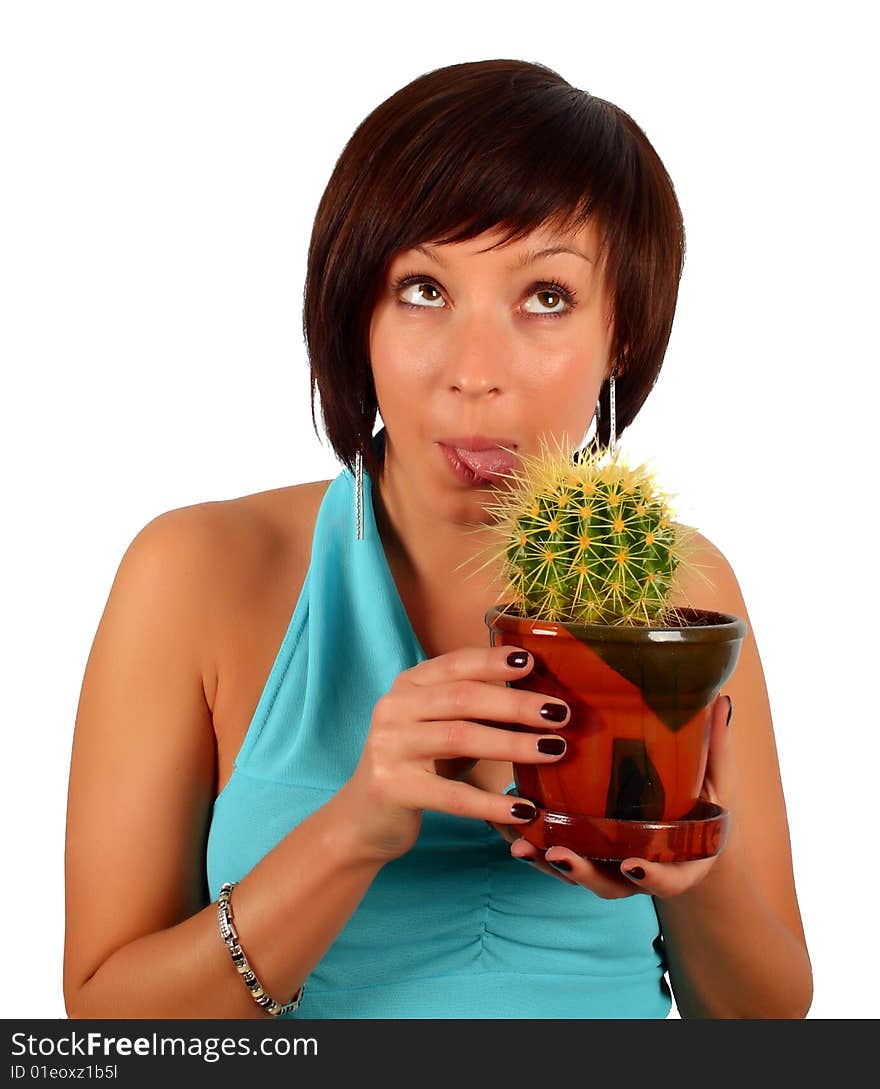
489, 692, 738, 900
338, 646, 571, 863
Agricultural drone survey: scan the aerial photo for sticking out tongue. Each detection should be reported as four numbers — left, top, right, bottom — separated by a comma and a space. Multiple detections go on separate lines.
454, 447, 519, 479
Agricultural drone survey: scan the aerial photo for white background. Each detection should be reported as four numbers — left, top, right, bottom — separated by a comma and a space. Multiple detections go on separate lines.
2, 0, 877, 1019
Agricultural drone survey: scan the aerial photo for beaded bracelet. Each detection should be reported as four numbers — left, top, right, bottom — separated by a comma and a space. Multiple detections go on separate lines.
217, 882, 304, 1016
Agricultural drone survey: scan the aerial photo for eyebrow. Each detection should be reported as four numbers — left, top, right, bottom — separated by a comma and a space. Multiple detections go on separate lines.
410, 243, 594, 268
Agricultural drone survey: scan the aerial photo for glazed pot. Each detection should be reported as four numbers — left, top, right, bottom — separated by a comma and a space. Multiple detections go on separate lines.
485, 605, 748, 862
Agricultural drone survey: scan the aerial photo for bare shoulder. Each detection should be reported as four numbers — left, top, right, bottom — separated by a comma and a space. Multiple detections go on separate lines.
143, 478, 335, 588
669, 530, 744, 617
222, 479, 335, 550
149, 478, 334, 559
147, 479, 335, 680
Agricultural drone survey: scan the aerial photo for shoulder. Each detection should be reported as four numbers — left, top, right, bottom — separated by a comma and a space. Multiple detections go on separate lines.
108, 481, 333, 710
669, 530, 749, 620
130, 478, 335, 577
118, 479, 335, 667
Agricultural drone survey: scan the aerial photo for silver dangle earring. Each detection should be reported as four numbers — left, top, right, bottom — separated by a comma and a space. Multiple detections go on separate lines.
354, 448, 365, 541
608, 372, 617, 459
586, 372, 617, 460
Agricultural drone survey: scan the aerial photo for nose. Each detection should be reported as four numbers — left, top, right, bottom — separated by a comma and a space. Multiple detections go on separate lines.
446, 311, 507, 397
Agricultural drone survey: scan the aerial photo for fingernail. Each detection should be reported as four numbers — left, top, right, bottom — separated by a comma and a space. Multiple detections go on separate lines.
511, 801, 537, 821
507, 651, 529, 668
725, 695, 733, 727
537, 736, 566, 755
540, 702, 568, 723
624, 866, 646, 880
550, 859, 572, 872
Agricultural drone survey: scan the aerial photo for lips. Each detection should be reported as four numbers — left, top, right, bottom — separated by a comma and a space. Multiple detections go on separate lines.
452, 447, 519, 478
438, 437, 520, 481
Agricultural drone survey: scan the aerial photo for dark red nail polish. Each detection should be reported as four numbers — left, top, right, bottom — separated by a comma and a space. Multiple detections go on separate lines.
511, 801, 537, 821
550, 859, 572, 872
725, 695, 734, 727
507, 651, 529, 668
625, 866, 646, 880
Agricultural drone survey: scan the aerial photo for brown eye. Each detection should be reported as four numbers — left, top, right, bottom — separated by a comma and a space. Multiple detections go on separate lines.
523, 287, 570, 315
397, 278, 445, 308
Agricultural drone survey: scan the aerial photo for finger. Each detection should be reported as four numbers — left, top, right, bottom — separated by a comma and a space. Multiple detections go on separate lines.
542, 847, 642, 899
403, 645, 537, 688
401, 771, 543, 828
509, 837, 579, 884
618, 855, 715, 899
393, 677, 571, 733
406, 718, 570, 766
509, 835, 540, 860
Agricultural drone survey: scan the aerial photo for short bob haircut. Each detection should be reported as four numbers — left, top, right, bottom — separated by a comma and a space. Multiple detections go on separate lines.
303, 58, 686, 483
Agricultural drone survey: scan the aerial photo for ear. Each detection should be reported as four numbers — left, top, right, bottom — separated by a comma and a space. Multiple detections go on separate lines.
608, 352, 627, 382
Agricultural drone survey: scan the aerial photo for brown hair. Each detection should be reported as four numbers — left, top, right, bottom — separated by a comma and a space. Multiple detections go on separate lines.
303, 58, 686, 481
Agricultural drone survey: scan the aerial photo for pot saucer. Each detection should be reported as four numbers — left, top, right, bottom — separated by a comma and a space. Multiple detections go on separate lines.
507, 789, 728, 863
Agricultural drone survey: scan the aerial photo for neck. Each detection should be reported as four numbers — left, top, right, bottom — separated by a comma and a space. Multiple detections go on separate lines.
371, 458, 511, 607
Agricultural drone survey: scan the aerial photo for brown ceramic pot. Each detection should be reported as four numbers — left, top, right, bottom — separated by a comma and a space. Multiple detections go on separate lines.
485, 605, 748, 862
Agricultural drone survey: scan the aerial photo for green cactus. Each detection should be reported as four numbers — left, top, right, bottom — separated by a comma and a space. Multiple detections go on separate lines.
469, 434, 708, 627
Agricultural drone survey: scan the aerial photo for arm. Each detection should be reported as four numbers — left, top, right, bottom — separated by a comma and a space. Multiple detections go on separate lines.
652, 534, 813, 1018
63, 507, 384, 1019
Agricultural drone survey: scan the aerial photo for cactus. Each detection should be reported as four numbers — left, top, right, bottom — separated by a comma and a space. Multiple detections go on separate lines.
468, 434, 710, 627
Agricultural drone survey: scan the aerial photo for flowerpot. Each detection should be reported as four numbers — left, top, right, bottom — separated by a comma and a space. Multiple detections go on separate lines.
485, 604, 748, 863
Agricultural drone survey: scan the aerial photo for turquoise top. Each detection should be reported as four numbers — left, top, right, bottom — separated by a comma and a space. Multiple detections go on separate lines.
206, 429, 671, 1019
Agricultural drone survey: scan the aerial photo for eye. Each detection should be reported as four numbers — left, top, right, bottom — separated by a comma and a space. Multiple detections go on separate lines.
395, 275, 445, 308
522, 284, 577, 316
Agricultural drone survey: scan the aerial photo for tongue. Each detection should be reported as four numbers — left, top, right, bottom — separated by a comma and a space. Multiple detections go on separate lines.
455, 447, 519, 479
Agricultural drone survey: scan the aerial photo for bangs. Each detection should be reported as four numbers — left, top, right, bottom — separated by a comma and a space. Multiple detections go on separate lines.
359, 69, 635, 277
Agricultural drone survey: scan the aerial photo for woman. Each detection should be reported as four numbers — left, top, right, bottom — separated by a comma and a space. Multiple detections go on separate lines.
63, 58, 812, 1018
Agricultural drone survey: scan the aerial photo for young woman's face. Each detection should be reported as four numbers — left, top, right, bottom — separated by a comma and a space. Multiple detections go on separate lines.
368, 219, 616, 510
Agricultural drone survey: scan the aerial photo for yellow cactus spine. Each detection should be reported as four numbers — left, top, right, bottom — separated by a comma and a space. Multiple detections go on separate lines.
470, 432, 706, 627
